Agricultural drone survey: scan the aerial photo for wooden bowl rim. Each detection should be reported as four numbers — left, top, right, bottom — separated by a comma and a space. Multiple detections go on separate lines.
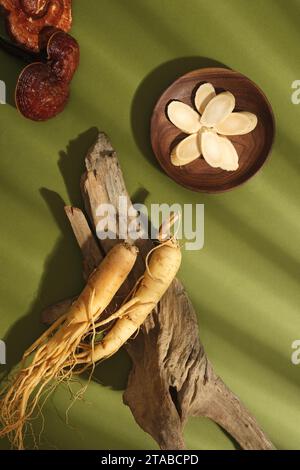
151, 67, 276, 193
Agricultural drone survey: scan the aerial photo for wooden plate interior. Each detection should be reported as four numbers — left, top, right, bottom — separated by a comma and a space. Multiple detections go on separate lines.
151, 68, 275, 193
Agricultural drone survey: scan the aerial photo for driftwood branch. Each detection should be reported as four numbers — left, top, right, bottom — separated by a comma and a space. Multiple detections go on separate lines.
42, 132, 274, 450
64, 206, 103, 279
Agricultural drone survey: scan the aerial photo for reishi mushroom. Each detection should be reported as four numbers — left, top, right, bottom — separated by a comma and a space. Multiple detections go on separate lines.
15, 30, 79, 121
0, 0, 72, 52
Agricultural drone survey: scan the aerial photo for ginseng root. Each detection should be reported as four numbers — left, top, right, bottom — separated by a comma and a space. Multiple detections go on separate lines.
76, 237, 182, 364
0, 243, 137, 449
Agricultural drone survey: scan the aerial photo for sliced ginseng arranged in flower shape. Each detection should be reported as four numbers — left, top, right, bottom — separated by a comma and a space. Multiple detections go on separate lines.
167, 83, 258, 171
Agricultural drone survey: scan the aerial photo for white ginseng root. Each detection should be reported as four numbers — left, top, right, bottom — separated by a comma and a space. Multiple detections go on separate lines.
195, 83, 216, 114
167, 84, 257, 171
201, 130, 239, 171
171, 133, 201, 166
215, 111, 258, 136
201, 130, 223, 168
167, 101, 201, 134
77, 238, 182, 364
201, 91, 235, 127
0, 242, 138, 450
218, 136, 239, 171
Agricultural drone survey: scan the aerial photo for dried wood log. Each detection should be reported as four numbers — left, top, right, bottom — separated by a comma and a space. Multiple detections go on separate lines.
42, 132, 274, 450
64, 206, 103, 279
124, 279, 274, 450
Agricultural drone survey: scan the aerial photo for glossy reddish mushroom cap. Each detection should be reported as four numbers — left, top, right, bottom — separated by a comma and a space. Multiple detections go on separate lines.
15, 31, 80, 121
47, 30, 79, 82
15, 62, 69, 120
0, 0, 72, 52
20, 0, 50, 18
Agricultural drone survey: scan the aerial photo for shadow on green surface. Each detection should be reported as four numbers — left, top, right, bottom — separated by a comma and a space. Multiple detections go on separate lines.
198, 300, 300, 389
220, 427, 241, 451
1, 128, 131, 392
131, 56, 228, 171
0, 130, 152, 442
0, 48, 23, 108
58, 127, 134, 390
0, 190, 80, 380
1, 123, 289, 448
0, 14, 24, 108
282, 0, 300, 35
58, 127, 99, 208
210, 198, 300, 287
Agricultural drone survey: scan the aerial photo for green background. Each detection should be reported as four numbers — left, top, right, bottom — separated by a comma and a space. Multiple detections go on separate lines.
0, 0, 299, 450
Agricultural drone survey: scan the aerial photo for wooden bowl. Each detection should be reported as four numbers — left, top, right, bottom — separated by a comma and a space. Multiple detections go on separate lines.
151, 68, 275, 193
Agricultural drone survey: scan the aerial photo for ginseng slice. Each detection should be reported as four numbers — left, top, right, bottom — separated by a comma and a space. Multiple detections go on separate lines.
171, 134, 201, 166
171, 153, 184, 167
167, 101, 201, 134
201, 130, 224, 168
218, 136, 239, 171
216, 112, 258, 136
200, 91, 235, 127
194, 83, 216, 114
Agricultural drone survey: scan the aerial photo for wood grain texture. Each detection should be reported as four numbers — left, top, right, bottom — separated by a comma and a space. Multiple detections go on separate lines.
42, 132, 275, 450
64, 206, 103, 279
151, 68, 275, 193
